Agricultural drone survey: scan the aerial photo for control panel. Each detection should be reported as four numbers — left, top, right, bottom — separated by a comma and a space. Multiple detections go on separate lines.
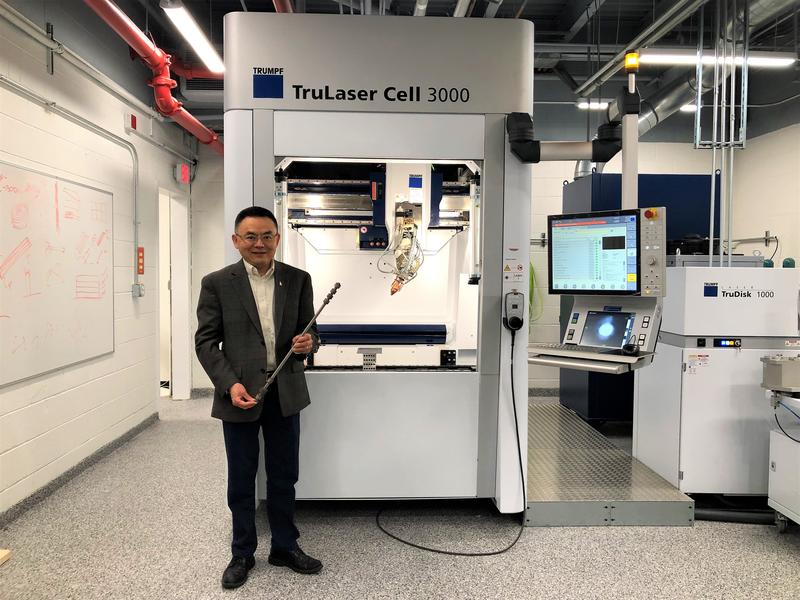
359, 225, 389, 250
560, 296, 662, 353
640, 206, 667, 297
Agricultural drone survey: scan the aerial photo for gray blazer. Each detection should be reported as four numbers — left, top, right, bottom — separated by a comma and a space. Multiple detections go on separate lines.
195, 259, 319, 421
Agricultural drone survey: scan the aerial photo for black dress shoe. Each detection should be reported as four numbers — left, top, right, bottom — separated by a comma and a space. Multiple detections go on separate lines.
221, 556, 255, 589
268, 546, 323, 574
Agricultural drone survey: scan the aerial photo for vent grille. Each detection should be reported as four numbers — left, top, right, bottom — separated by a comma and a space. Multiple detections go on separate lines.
185, 78, 224, 91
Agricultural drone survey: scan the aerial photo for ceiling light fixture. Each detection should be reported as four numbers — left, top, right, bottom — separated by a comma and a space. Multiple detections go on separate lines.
679, 104, 698, 112
576, 99, 610, 110
160, 0, 225, 74
638, 48, 796, 68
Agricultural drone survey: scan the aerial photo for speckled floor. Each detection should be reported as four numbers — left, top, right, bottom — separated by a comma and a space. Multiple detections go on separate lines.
1, 395, 799, 600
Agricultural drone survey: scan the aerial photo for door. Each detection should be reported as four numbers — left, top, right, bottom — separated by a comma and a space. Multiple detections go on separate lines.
679, 348, 791, 494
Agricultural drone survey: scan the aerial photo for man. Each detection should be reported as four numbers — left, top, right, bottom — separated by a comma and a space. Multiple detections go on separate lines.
195, 206, 322, 590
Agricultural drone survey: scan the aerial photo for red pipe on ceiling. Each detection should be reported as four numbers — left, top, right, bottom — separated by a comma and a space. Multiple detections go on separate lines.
273, 0, 295, 13
83, 0, 223, 155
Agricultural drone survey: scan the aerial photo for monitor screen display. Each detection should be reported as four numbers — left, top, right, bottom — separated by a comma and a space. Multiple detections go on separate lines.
580, 311, 636, 349
548, 209, 640, 295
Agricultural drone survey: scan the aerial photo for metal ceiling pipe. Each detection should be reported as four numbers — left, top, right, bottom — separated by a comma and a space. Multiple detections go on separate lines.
84, 0, 168, 70
574, 159, 605, 179
606, 0, 798, 138
483, 0, 503, 18
452, 0, 470, 17
83, 0, 223, 154
414, 0, 428, 16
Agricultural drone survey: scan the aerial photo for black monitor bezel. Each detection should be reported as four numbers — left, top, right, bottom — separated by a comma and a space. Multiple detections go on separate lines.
547, 208, 641, 296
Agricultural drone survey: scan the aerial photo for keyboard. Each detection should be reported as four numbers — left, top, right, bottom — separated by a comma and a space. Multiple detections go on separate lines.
528, 342, 648, 365
530, 343, 626, 355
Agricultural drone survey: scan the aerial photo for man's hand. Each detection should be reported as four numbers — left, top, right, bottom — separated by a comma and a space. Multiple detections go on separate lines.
291, 333, 314, 354
229, 383, 257, 409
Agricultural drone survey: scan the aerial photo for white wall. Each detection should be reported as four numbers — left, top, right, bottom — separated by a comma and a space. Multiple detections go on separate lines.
0, 14, 193, 512
733, 124, 800, 265
528, 143, 714, 390
190, 147, 225, 389
158, 191, 171, 384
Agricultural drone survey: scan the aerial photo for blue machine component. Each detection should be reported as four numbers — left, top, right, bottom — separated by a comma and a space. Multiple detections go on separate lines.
430, 172, 443, 227
563, 173, 721, 241
318, 324, 446, 345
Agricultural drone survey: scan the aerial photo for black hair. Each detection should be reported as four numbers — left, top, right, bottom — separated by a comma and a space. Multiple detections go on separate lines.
234, 206, 278, 231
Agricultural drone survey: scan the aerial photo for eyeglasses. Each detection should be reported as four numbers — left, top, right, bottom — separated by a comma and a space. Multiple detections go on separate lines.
237, 232, 278, 244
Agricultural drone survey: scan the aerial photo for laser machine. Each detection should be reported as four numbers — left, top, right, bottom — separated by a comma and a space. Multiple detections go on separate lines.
223, 13, 532, 512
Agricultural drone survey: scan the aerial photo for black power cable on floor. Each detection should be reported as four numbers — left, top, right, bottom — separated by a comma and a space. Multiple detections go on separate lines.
375, 330, 527, 557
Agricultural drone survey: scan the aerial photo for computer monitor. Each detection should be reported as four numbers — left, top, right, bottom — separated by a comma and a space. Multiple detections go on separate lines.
580, 311, 637, 348
548, 209, 640, 295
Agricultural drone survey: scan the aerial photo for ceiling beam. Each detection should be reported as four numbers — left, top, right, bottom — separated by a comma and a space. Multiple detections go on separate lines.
559, 0, 610, 43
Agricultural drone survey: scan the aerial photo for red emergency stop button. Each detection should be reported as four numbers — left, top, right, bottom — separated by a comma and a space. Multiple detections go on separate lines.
644, 208, 658, 219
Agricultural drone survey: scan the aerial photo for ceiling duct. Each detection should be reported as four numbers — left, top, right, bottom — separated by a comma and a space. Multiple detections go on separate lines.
179, 76, 223, 106
606, 0, 798, 137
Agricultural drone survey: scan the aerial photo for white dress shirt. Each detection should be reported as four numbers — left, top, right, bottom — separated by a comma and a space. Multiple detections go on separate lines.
244, 260, 277, 371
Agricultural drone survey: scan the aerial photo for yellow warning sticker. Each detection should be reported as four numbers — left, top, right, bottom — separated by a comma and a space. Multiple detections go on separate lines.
504, 265, 511, 272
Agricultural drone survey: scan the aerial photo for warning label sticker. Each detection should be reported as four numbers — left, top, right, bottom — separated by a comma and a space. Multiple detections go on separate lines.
686, 354, 710, 374
503, 260, 525, 283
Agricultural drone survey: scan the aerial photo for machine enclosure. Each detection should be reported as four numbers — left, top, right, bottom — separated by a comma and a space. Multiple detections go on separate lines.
635, 267, 800, 495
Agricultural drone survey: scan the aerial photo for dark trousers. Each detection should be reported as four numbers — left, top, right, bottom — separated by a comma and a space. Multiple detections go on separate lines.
222, 383, 300, 558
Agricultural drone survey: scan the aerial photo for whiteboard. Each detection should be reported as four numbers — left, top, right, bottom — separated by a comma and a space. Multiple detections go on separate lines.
0, 161, 114, 386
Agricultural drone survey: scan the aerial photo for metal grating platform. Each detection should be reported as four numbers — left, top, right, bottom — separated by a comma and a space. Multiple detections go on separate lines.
526, 403, 694, 527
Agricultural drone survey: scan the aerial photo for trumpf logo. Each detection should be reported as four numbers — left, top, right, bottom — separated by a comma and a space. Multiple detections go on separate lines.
703, 282, 718, 297
253, 67, 284, 98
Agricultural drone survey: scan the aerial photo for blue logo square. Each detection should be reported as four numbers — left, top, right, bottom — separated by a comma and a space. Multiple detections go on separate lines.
253, 74, 283, 98
704, 285, 718, 297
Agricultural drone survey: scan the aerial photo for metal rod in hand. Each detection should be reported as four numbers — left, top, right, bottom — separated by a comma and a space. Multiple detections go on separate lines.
254, 282, 341, 402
